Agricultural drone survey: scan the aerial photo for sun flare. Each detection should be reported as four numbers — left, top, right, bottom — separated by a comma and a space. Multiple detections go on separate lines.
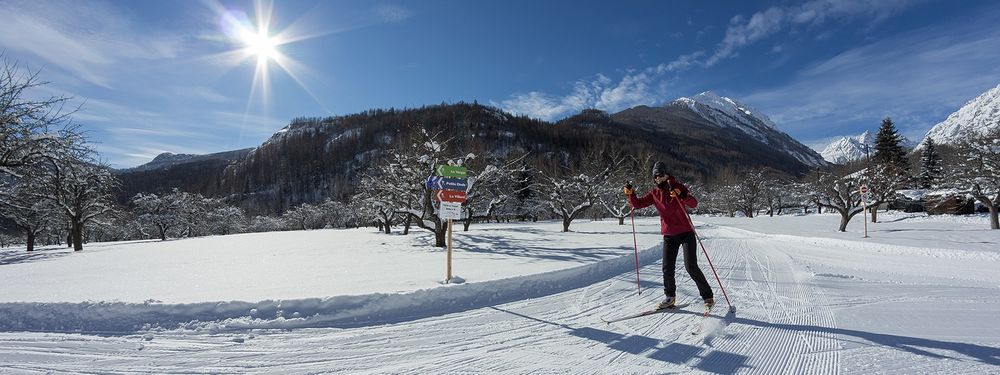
241, 28, 279, 62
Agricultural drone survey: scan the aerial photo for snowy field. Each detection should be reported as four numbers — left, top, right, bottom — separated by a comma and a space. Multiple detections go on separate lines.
0, 212, 998, 374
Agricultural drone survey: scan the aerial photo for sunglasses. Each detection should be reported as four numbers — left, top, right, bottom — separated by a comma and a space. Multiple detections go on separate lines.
654, 173, 666, 178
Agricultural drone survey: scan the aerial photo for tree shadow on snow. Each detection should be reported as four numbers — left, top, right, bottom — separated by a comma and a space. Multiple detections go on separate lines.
491, 306, 751, 374
453, 233, 627, 262
0, 248, 74, 266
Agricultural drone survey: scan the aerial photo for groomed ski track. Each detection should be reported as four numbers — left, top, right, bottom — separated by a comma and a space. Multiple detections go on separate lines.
2, 223, 997, 374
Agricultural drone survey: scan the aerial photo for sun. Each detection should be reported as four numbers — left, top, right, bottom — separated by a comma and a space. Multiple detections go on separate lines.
203, 0, 331, 115
241, 28, 279, 62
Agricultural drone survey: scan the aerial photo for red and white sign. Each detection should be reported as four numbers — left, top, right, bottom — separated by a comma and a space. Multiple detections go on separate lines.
434, 189, 467, 203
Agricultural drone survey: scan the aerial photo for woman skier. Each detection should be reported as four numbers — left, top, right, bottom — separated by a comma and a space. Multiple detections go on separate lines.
623, 161, 715, 311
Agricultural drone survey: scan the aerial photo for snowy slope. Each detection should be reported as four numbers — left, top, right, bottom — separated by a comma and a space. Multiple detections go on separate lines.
1, 213, 998, 373
821, 131, 875, 164
675, 92, 828, 167
919, 82, 1000, 149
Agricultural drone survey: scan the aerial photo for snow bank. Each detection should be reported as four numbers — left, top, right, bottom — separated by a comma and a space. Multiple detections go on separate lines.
0, 244, 662, 333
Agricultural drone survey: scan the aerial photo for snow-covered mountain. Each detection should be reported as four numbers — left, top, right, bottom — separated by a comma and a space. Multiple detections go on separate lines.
820, 131, 875, 164
673, 91, 827, 167
919, 83, 1000, 149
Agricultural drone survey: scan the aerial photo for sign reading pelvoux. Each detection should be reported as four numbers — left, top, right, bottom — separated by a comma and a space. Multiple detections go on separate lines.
428, 165, 468, 283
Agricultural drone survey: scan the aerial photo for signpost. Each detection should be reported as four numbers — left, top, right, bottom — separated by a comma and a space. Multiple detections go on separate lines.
432, 165, 468, 283
426, 176, 469, 191
859, 185, 870, 238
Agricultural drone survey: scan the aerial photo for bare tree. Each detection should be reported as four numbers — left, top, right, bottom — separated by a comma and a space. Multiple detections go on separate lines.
0, 56, 76, 175
131, 191, 182, 241
809, 171, 869, 232
33, 154, 118, 251
541, 148, 624, 232
0, 170, 57, 251
459, 153, 526, 231
951, 128, 1000, 229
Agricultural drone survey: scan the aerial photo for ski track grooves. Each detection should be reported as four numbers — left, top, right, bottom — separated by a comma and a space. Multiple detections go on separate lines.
0, 223, 856, 373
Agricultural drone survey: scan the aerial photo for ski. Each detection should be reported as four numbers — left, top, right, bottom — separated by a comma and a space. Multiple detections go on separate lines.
602, 303, 690, 324
690, 304, 715, 335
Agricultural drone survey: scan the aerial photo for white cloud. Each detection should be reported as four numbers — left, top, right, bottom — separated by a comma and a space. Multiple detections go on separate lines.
496, 69, 668, 121
0, 0, 185, 88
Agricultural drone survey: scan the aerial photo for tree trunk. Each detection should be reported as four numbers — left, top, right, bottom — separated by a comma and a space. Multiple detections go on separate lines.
562, 216, 572, 232
158, 224, 167, 241
435, 223, 447, 247
463, 219, 471, 231
67, 233, 73, 248
987, 201, 999, 230
403, 215, 411, 235
26, 231, 35, 252
870, 206, 878, 223
838, 212, 850, 232
72, 222, 84, 251
618, 216, 625, 225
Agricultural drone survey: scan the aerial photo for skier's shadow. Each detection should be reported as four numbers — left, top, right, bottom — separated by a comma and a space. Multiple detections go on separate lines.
490, 306, 750, 374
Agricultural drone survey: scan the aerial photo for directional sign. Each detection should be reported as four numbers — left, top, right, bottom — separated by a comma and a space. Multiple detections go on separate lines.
439, 201, 463, 220
435, 165, 468, 178
426, 176, 468, 191
434, 189, 467, 203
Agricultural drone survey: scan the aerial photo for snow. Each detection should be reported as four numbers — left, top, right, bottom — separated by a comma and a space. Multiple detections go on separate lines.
919, 82, 1000, 149
674, 92, 827, 167
1, 212, 999, 373
821, 130, 874, 164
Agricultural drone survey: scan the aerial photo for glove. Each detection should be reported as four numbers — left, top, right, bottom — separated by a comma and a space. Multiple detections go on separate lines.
623, 183, 634, 196
670, 188, 688, 199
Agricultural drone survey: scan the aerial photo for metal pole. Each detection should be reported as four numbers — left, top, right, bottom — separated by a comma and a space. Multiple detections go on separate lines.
675, 197, 735, 312
630, 209, 641, 296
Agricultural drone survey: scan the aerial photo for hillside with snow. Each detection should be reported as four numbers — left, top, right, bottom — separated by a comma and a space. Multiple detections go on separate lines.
821, 131, 875, 164
919, 82, 1000, 149
674, 92, 827, 167
1, 213, 997, 373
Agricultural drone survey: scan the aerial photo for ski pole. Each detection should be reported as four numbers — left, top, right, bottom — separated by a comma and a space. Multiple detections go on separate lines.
630, 208, 641, 296
675, 197, 735, 312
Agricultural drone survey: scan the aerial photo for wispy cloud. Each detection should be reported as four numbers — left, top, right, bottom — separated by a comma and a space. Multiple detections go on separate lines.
704, 0, 916, 66
374, 4, 411, 23
0, 0, 185, 88
496, 0, 919, 121
170, 86, 232, 103
743, 9, 1000, 145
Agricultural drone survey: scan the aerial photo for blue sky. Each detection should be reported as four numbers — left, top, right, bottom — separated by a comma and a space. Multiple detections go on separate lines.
2, 0, 999, 167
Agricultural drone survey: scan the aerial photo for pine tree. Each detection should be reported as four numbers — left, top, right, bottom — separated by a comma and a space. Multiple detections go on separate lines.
918, 138, 942, 189
874, 117, 909, 173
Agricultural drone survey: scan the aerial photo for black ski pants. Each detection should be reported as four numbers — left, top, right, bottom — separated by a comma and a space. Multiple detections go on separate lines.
663, 231, 714, 300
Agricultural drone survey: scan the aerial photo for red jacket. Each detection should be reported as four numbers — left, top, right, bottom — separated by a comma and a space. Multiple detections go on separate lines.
628, 181, 698, 236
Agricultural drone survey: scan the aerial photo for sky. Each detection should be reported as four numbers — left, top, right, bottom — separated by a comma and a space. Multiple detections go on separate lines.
2, 0, 999, 168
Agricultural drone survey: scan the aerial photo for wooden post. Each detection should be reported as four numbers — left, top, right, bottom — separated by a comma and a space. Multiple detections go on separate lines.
862, 202, 869, 238
447, 219, 453, 283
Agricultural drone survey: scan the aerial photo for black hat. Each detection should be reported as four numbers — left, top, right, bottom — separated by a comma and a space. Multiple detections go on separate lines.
651, 161, 667, 177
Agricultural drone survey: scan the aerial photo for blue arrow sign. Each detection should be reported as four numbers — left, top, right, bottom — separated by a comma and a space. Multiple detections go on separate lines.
426, 176, 468, 191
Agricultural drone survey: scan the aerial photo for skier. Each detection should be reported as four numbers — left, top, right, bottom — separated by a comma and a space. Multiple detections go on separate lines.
623, 161, 714, 311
